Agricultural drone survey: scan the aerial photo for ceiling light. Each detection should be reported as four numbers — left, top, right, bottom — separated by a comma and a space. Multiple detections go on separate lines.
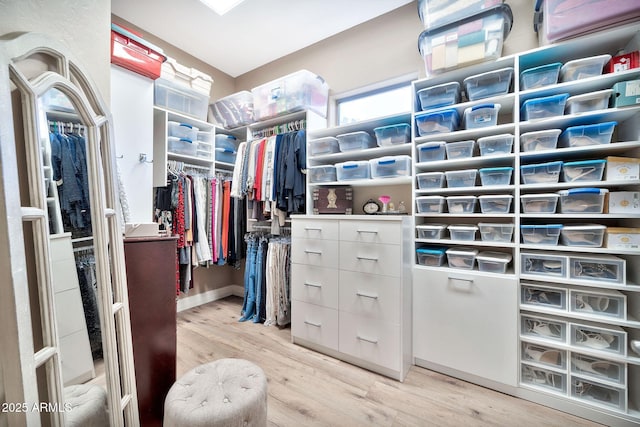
199, 0, 245, 15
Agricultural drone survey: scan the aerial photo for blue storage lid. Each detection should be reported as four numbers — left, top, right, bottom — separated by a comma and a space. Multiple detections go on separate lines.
479, 167, 513, 172
416, 247, 447, 255
418, 141, 446, 151
521, 62, 562, 76
563, 121, 617, 133
521, 93, 570, 107
521, 224, 563, 229
415, 108, 460, 122
563, 159, 606, 167
374, 123, 410, 132
521, 160, 563, 169
377, 158, 397, 165
558, 188, 608, 195
471, 103, 499, 111
179, 138, 193, 143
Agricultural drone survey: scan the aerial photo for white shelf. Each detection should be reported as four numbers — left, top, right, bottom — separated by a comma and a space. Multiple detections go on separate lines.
415, 213, 514, 218
415, 185, 515, 195
310, 176, 411, 187
308, 143, 411, 164
519, 305, 640, 330
520, 179, 640, 191
519, 275, 640, 293
521, 214, 640, 219
415, 154, 515, 171
519, 244, 640, 256
416, 238, 516, 248
414, 123, 516, 145
413, 263, 517, 279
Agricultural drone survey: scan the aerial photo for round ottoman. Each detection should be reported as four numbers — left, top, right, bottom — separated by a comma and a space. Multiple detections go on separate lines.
63, 384, 109, 427
164, 358, 268, 427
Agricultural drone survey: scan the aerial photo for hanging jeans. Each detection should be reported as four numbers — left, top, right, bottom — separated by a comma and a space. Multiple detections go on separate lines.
239, 235, 258, 322
252, 237, 268, 323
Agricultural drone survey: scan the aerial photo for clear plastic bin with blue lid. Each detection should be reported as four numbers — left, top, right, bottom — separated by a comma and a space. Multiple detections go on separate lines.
215, 134, 237, 163
560, 224, 606, 247
336, 131, 376, 151
415, 108, 459, 136
557, 188, 608, 213
520, 129, 561, 152
521, 93, 569, 120
479, 166, 512, 186
521, 224, 563, 245
463, 104, 501, 129
477, 133, 513, 156
560, 54, 611, 82
417, 141, 446, 162
335, 160, 370, 181
558, 121, 616, 148
565, 89, 613, 114
562, 159, 606, 182
168, 121, 199, 140
369, 155, 411, 178
520, 62, 562, 90
520, 161, 563, 184
168, 136, 198, 157
416, 246, 448, 267
463, 67, 514, 101
416, 82, 460, 110
373, 123, 411, 146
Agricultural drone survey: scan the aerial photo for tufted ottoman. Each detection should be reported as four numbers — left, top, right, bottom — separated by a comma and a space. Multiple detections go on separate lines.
163, 358, 268, 427
63, 384, 109, 427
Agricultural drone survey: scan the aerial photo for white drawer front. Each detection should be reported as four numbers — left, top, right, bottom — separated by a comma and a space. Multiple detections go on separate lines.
291, 264, 339, 309
339, 220, 401, 245
54, 288, 87, 337
60, 330, 94, 385
292, 219, 339, 241
339, 312, 400, 371
51, 258, 80, 293
292, 301, 338, 351
292, 238, 339, 269
339, 241, 400, 277
339, 270, 400, 322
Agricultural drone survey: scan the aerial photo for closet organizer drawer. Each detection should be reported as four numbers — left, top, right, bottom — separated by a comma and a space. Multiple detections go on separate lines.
339, 312, 400, 371
339, 220, 402, 245
291, 219, 340, 241
339, 241, 401, 277
339, 270, 400, 322
292, 301, 338, 351
291, 264, 339, 309
291, 238, 339, 269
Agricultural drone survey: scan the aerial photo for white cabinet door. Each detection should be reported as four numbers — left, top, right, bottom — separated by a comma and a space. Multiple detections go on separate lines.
413, 268, 518, 386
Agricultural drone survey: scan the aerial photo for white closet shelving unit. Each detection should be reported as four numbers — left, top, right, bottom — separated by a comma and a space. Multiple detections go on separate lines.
411, 22, 640, 426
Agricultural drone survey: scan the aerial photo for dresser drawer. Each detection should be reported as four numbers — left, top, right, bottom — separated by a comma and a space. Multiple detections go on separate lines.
339, 312, 400, 371
339, 270, 400, 322
339, 241, 401, 277
339, 220, 401, 245
292, 218, 339, 241
291, 301, 339, 351
292, 238, 339, 269
291, 264, 339, 309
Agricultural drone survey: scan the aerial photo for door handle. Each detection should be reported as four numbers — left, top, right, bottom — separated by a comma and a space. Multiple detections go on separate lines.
356, 291, 378, 300
304, 320, 321, 327
356, 335, 378, 344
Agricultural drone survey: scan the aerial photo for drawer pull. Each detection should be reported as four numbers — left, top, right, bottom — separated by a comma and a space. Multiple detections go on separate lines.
448, 274, 474, 283
356, 255, 379, 262
304, 249, 323, 255
304, 282, 322, 288
304, 226, 322, 231
356, 291, 378, 300
304, 320, 321, 328
356, 335, 378, 344
356, 229, 378, 234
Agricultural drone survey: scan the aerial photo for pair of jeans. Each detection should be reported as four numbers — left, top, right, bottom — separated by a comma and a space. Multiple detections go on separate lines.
239, 236, 258, 321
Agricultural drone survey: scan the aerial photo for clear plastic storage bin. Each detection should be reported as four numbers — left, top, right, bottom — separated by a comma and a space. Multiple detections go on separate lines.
308, 165, 337, 183
570, 288, 625, 319
445, 169, 477, 188
521, 193, 559, 214
569, 255, 625, 284
416, 224, 447, 239
477, 133, 513, 156
210, 90, 254, 129
570, 377, 625, 412
197, 131, 212, 144
168, 136, 198, 157
463, 67, 514, 101
560, 54, 612, 82
417, 141, 446, 163
168, 121, 198, 140
522, 341, 567, 369
521, 283, 567, 311
416, 247, 447, 267
571, 323, 626, 355
520, 63, 562, 90
215, 134, 237, 163
565, 89, 613, 114
558, 188, 608, 213
336, 131, 376, 151
521, 252, 567, 277
520, 129, 561, 152
561, 224, 606, 247
448, 224, 478, 241
522, 364, 566, 393
373, 124, 411, 146
571, 353, 626, 386
464, 104, 501, 129
417, 0, 503, 29
476, 251, 512, 273
478, 222, 514, 242
562, 160, 606, 182
478, 194, 513, 213
155, 78, 210, 121
521, 314, 567, 342
446, 196, 477, 214
335, 161, 370, 181
309, 137, 340, 156
479, 167, 512, 186
558, 122, 616, 148
446, 247, 479, 269
415, 109, 460, 136
521, 93, 569, 120
417, 82, 461, 110
445, 140, 475, 160
416, 196, 446, 213
521, 161, 562, 185
369, 155, 411, 178
417, 172, 445, 189
521, 224, 563, 245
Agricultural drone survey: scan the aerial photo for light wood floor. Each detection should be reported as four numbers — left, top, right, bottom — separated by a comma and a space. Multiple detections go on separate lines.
177, 296, 600, 427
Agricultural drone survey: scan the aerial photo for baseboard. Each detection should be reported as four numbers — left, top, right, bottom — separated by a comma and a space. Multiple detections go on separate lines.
176, 285, 244, 312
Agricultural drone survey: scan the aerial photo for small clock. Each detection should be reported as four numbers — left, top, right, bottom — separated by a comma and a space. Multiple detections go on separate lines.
363, 198, 381, 215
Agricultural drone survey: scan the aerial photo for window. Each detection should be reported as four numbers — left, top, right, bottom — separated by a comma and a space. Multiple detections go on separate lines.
335, 78, 413, 126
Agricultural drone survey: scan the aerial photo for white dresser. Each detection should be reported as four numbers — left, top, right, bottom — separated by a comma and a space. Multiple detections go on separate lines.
291, 215, 412, 381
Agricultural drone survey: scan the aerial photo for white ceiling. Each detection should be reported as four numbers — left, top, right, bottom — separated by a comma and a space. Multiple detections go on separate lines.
111, 0, 414, 77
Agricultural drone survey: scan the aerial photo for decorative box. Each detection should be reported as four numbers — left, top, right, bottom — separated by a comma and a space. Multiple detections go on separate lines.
312, 187, 353, 215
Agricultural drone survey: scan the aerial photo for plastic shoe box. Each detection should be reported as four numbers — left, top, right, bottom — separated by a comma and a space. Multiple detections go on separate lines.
168, 121, 199, 140
210, 90, 254, 129
417, 141, 446, 163
416, 196, 446, 213
308, 165, 337, 183
463, 104, 501, 129
215, 147, 236, 164
196, 140, 213, 160
216, 133, 236, 151
570, 323, 626, 356
521, 252, 567, 278
251, 69, 329, 121
416, 224, 447, 239
558, 122, 617, 148
521, 313, 567, 342
478, 222, 514, 243
522, 364, 566, 393
463, 67, 514, 101
520, 129, 561, 152
373, 124, 411, 146
520, 63, 562, 90
478, 194, 513, 213
476, 251, 512, 273
417, 0, 503, 29
336, 131, 376, 151
521, 161, 562, 185
155, 78, 210, 121
446, 196, 477, 214
522, 341, 567, 370
569, 254, 625, 284
416, 247, 447, 267
571, 352, 626, 386
197, 131, 212, 144
569, 288, 626, 320
479, 167, 512, 186
570, 377, 626, 412
562, 160, 606, 183
558, 188, 608, 214
369, 155, 411, 178
418, 4, 513, 76
445, 169, 477, 188
448, 224, 478, 241
565, 89, 613, 114
417, 172, 445, 189
521, 93, 569, 121
521, 193, 559, 214
521, 283, 567, 311
445, 140, 475, 160
561, 224, 606, 247
415, 109, 459, 136
417, 82, 460, 110
446, 247, 479, 270
168, 136, 198, 157
477, 133, 513, 156
335, 160, 370, 181
521, 224, 563, 245
560, 54, 612, 83
309, 137, 340, 156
